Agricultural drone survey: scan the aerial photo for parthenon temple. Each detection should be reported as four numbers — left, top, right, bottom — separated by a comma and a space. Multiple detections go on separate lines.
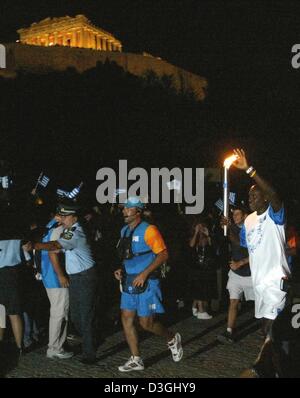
17, 15, 122, 52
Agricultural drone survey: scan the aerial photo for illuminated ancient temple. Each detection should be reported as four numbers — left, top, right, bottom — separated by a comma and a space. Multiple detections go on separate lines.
17, 14, 122, 52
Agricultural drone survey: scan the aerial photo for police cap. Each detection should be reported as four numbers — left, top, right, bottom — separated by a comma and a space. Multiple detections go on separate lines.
56, 199, 80, 216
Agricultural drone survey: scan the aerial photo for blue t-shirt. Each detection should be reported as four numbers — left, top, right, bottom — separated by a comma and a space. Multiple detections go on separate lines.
41, 219, 62, 288
0, 240, 22, 268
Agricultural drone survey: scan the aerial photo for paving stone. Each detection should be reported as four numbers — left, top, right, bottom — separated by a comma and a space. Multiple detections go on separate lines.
3, 307, 260, 378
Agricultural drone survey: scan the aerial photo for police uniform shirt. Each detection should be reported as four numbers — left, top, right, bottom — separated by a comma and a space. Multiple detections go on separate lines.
58, 222, 95, 275
0, 240, 22, 268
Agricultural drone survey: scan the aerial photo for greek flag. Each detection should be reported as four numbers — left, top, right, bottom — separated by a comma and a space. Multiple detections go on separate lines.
0, 176, 10, 189
68, 182, 83, 199
57, 188, 69, 197
113, 188, 127, 199
38, 175, 50, 188
166, 179, 181, 192
214, 192, 236, 212
214, 199, 224, 212
229, 192, 236, 205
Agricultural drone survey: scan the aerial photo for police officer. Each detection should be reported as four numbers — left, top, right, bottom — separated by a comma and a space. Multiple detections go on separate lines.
29, 200, 99, 364
114, 196, 183, 372
41, 214, 73, 360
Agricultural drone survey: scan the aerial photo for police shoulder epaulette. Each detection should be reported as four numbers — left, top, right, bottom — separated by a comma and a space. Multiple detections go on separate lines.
62, 229, 74, 240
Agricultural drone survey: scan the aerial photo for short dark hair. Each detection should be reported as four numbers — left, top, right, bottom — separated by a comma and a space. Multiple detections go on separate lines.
232, 205, 248, 214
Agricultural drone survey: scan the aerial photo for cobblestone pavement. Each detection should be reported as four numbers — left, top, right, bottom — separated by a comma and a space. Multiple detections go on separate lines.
3, 307, 262, 378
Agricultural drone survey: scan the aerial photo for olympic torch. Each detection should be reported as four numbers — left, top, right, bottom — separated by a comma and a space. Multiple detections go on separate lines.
223, 154, 238, 236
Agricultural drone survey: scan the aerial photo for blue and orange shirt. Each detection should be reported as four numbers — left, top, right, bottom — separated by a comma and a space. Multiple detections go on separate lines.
121, 221, 166, 275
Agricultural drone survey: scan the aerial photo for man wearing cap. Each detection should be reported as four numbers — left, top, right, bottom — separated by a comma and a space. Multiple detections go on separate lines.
29, 200, 98, 364
40, 213, 73, 359
114, 196, 183, 372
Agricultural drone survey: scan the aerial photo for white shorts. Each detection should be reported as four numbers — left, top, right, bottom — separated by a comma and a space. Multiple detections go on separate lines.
226, 270, 255, 301
254, 283, 286, 320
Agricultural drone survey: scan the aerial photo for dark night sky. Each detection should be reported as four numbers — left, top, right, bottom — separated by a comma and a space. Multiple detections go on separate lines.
1, 0, 300, 198
1, 0, 300, 77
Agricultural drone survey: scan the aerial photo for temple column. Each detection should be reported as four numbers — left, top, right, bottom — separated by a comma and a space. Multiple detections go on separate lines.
37, 36, 41, 45
102, 38, 107, 51
87, 31, 92, 48
71, 30, 77, 47
86, 31, 90, 48
91, 32, 96, 49
83, 29, 89, 47
107, 40, 112, 51
44, 34, 49, 46
97, 35, 102, 50
78, 28, 83, 47
62, 34, 67, 46
53, 32, 58, 45
93, 33, 97, 49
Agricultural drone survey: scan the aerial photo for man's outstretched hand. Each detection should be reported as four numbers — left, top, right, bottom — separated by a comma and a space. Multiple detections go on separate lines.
232, 149, 249, 171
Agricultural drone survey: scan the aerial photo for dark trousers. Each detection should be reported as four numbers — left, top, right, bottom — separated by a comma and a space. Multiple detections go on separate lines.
69, 267, 98, 359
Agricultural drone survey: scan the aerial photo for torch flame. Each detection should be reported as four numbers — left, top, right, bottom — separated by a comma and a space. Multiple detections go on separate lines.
224, 154, 238, 169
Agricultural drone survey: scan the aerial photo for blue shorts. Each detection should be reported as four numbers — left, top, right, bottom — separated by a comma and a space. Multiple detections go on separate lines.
120, 279, 165, 317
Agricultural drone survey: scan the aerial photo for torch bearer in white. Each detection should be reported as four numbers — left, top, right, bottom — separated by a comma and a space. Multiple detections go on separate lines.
223, 154, 238, 236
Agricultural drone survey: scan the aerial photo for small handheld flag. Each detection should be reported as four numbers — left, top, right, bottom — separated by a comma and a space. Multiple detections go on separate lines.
214, 192, 236, 212
33, 171, 50, 192
166, 179, 181, 192
0, 176, 10, 189
214, 199, 224, 212
113, 188, 127, 196
68, 182, 83, 199
39, 175, 50, 188
229, 192, 236, 205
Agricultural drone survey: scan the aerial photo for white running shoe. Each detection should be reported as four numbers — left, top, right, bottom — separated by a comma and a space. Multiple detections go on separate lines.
118, 356, 145, 372
192, 307, 198, 316
176, 300, 185, 309
197, 311, 212, 320
168, 332, 183, 362
47, 350, 74, 359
